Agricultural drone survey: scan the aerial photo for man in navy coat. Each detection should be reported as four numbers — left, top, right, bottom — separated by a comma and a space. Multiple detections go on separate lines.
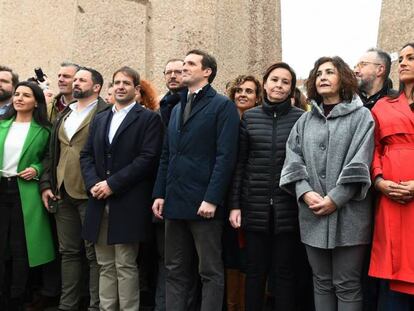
152, 50, 239, 311
80, 66, 163, 311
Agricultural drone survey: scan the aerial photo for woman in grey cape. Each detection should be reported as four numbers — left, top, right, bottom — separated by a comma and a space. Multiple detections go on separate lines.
280, 56, 375, 311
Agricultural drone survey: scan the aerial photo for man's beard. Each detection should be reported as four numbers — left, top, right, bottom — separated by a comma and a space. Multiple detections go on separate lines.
0, 89, 12, 102
358, 74, 375, 94
73, 88, 93, 99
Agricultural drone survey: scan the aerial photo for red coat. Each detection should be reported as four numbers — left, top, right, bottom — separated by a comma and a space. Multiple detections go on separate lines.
369, 93, 414, 295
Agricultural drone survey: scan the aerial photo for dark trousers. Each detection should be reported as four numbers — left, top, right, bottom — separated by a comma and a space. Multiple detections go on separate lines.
377, 281, 414, 311
0, 177, 29, 299
244, 231, 302, 311
165, 219, 223, 311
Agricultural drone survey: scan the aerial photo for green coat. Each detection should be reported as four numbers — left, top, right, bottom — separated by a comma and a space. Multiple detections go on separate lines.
0, 118, 55, 267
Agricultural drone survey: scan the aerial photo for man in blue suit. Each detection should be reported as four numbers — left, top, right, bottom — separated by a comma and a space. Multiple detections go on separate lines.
152, 50, 239, 311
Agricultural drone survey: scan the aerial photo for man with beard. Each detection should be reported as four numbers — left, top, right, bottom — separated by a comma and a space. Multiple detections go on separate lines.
47, 62, 79, 122
80, 66, 163, 311
159, 59, 185, 126
0, 65, 19, 115
40, 67, 108, 311
354, 48, 396, 110
354, 48, 397, 311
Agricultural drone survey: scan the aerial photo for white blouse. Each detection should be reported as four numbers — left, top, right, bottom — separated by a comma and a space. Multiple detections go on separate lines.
2, 122, 30, 177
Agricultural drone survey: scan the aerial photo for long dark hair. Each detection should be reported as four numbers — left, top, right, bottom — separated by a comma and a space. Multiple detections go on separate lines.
306, 56, 357, 104
1, 81, 51, 128
390, 42, 414, 100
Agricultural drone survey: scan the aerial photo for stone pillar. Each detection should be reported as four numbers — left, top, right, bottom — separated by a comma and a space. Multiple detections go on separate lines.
377, 0, 414, 85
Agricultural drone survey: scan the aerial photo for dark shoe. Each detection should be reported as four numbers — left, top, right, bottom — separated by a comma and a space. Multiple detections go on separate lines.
9, 297, 24, 311
25, 294, 59, 311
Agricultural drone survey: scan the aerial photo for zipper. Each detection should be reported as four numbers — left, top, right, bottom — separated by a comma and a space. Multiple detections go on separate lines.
269, 112, 277, 206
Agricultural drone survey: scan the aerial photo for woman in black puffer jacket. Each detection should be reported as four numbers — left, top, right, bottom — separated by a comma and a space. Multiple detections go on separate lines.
229, 62, 311, 311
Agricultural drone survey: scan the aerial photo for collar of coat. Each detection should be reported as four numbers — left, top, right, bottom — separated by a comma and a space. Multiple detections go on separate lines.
311, 95, 364, 119
262, 97, 292, 116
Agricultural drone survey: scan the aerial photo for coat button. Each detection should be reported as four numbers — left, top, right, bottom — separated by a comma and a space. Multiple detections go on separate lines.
319, 143, 326, 150
106, 170, 111, 175
321, 174, 326, 179
107, 154, 111, 158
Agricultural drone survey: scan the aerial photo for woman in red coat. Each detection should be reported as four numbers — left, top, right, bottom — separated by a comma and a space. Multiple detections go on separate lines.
369, 42, 414, 306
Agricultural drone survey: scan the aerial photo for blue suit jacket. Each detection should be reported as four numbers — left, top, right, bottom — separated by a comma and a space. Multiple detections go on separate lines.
153, 85, 239, 219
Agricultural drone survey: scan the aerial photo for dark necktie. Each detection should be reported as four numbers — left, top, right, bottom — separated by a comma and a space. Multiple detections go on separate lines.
183, 93, 195, 123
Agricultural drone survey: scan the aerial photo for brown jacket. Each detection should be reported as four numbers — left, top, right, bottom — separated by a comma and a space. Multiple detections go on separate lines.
40, 97, 109, 198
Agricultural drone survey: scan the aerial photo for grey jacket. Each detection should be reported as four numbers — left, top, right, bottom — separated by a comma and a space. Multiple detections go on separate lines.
280, 96, 374, 249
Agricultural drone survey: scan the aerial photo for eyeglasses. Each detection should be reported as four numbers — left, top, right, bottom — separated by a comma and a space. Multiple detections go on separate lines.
355, 61, 382, 69
164, 70, 182, 77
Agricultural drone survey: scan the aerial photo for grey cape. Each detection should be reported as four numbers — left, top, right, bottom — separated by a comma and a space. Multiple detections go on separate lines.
279, 96, 375, 249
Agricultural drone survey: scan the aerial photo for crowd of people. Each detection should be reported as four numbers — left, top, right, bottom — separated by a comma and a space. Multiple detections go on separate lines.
0, 43, 413, 311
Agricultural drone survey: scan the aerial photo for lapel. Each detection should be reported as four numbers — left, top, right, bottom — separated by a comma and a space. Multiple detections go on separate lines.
70, 104, 98, 141
183, 86, 216, 125
19, 120, 43, 161
390, 93, 414, 125
0, 118, 14, 172
109, 103, 142, 149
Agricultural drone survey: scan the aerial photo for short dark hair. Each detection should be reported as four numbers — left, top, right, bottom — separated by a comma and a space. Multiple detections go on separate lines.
186, 49, 217, 83
1, 81, 50, 128
60, 62, 80, 71
228, 75, 262, 104
78, 67, 104, 90
112, 66, 140, 87
164, 58, 184, 72
0, 65, 19, 88
263, 62, 297, 100
367, 48, 392, 79
306, 56, 357, 104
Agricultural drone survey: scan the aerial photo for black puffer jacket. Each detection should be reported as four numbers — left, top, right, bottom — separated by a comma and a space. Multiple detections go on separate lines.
230, 98, 303, 234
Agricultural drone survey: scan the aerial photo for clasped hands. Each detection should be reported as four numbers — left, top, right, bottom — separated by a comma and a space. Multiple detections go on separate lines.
303, 191, 337, 216
376, 179, 414, 204
90, 180, 113, 200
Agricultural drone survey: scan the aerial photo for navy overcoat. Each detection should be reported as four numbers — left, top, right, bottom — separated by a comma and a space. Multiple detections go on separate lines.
152, 85, 239, 219
80, 103, 163, 244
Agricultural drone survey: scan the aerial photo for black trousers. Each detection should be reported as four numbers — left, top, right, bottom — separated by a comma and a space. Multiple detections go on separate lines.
0, 177, 29, 299
244, 230, 306, 311
165, 219, 223, 311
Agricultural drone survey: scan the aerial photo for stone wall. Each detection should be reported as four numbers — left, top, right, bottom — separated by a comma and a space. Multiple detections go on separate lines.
0, 0, 281, 95
377, 0, 414, 85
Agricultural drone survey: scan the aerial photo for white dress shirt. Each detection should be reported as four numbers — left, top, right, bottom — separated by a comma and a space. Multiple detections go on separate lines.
2, 122, 30, 176
108, 101, 136, 144
64, 100, 98, 140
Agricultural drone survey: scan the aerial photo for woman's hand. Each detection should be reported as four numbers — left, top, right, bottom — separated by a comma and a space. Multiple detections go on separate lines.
376, 179, 414, 204
302, 191, 324, 206
18, 167, 37, 180
309, 196, 337, 216
229, 209, 242, 228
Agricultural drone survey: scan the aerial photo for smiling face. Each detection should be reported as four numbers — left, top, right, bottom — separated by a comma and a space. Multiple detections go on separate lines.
399, 45, 414, 84
263, 67, 292, 103
315, 61, 341, 102
113, 72, 139, 105
13, 85, 37, 114
57, 65, 77, 95
234, 80, 258, 113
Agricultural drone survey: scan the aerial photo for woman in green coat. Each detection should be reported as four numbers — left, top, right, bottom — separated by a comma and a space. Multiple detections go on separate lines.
0, 81, 54, 310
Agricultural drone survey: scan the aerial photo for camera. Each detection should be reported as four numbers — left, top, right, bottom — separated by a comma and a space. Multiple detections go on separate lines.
34, 67, 45, 82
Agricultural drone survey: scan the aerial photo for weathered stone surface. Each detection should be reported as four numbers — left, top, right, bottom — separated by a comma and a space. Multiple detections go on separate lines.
377, 0, 414, 85
0, 0, 281, 94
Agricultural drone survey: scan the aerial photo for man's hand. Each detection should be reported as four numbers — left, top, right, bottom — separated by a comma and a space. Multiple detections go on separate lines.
152, 198, 165, 219
91, 181, 113, 199
41, 189, 59, 211
18, 167, 37, 180
309, 196, 337, 216
197, 201, 217, 219
229, 209, 241, 228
